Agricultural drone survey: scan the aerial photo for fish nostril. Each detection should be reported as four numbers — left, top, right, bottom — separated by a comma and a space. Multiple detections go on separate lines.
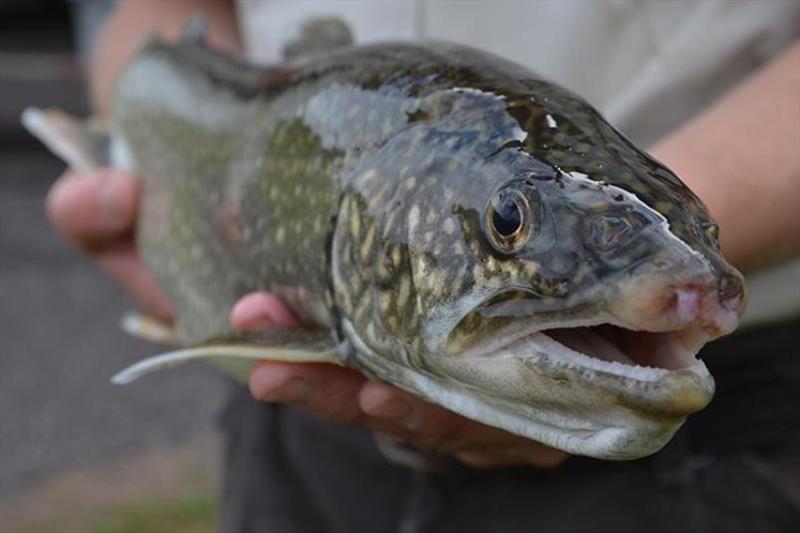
584, 213, 636, 251
718, 272, 744, 306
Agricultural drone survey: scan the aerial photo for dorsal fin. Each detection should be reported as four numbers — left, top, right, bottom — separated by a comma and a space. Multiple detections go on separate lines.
181, 13, 208, 45
281, 17, 354, 61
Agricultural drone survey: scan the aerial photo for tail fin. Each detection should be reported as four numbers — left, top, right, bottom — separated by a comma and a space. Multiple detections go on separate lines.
21, 107, 110, 170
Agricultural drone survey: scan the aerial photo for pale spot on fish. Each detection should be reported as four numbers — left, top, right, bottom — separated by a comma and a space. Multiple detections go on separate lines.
391, 245, 403, 267
360, 168, 378, 183
443, 218, 456, 235
397, 276, 411, 307
361, 223, 376, 260
313, 215, 325, 233
379, 292, 392, 313
366, 321, 377, 341
472, 263, 485, 284
350, 210, 362, 237
408, 205, 420, 233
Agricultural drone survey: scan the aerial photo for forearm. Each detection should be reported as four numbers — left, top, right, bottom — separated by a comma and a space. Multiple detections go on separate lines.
90, 0, 242, 115
651, 40, 800, 273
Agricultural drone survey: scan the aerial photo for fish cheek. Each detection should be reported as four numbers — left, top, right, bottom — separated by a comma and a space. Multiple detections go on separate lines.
332, 192, 421, 363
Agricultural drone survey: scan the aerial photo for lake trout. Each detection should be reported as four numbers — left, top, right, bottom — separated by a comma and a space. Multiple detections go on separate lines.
23, 27, 745, 460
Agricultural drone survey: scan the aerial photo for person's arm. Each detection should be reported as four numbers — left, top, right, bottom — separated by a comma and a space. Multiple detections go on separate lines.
651, 40, 800, 273
90, 0, 242, 115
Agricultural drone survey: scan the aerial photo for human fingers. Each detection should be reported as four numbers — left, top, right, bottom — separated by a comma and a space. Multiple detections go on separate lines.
46, 168, 173, 320
249, 361, 368, 425
230, 292, 301, 330
47, 169, 139, 251
235, 294, 567, 468
360, 381, 568, 468
95, 242, 174, 320
250, 360, 567, 467
452, 445, 567, 469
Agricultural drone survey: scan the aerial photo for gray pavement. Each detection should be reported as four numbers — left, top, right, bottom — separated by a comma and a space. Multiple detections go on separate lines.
0, 88, 227, 497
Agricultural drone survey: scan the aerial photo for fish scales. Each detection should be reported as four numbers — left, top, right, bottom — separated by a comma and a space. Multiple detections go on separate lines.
27, 36, 746, 460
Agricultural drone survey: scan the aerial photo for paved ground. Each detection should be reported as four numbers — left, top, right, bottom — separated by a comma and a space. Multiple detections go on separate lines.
0, 80, 227, 499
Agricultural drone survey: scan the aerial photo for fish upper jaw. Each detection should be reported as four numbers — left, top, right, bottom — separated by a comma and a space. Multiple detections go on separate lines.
607, 267, 746, 338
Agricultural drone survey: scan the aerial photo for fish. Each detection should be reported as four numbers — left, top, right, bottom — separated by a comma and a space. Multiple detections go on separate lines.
23, 24, 746, 460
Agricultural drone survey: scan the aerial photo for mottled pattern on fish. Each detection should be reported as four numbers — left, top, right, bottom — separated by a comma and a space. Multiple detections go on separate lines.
105, 38, 745, 459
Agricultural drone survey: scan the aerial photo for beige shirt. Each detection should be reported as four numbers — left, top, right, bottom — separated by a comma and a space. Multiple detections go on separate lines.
237, 0, 800, 325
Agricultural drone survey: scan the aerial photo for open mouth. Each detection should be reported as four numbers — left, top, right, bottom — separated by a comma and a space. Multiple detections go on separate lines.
545, 325, 706, 370
444, 288, 716, 382
489, 323, 710, 382
449, 309, 711, 382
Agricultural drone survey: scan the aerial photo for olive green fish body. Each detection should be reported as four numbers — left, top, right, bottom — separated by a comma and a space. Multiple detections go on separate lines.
71, 37, 747, 459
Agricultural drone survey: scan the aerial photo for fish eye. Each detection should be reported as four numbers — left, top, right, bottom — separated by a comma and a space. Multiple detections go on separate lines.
485, 188, 532, 253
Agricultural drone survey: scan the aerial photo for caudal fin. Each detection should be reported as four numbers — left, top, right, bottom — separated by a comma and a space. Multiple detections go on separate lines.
21, 107, 109, 170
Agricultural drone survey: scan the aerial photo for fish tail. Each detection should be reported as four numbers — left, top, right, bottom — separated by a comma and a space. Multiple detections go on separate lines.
21, 107, 110, 171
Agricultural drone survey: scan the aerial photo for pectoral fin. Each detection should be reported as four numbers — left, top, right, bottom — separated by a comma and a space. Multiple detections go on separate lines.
111, 328, 341, 385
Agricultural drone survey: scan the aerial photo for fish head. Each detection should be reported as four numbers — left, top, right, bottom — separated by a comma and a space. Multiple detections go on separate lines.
348, 82, 745, 459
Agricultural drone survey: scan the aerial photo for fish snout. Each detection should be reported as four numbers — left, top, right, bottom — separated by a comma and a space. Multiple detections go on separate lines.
610, 266, 746, 336
670, 273, 745, 336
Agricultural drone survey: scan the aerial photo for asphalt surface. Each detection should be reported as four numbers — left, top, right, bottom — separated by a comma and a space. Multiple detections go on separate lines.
0, 77, 227, 497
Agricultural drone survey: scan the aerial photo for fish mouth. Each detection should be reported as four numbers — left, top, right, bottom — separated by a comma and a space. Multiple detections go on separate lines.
495, 322, 710, 382
448, 318, 715, 419
448, 296, 711, 382
447, 279, 738, 383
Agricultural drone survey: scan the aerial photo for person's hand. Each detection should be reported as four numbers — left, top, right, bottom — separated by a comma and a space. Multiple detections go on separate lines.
235, 293, 569, 469
47, 168, 173, 320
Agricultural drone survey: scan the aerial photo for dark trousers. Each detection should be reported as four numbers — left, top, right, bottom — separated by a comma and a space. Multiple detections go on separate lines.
218, 321, 800, 533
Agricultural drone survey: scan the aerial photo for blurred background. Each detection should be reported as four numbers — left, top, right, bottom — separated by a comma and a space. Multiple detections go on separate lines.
0, 2, 226, 531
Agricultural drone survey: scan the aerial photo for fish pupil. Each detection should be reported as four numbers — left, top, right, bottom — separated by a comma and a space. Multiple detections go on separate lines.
493, 196, 522, 236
